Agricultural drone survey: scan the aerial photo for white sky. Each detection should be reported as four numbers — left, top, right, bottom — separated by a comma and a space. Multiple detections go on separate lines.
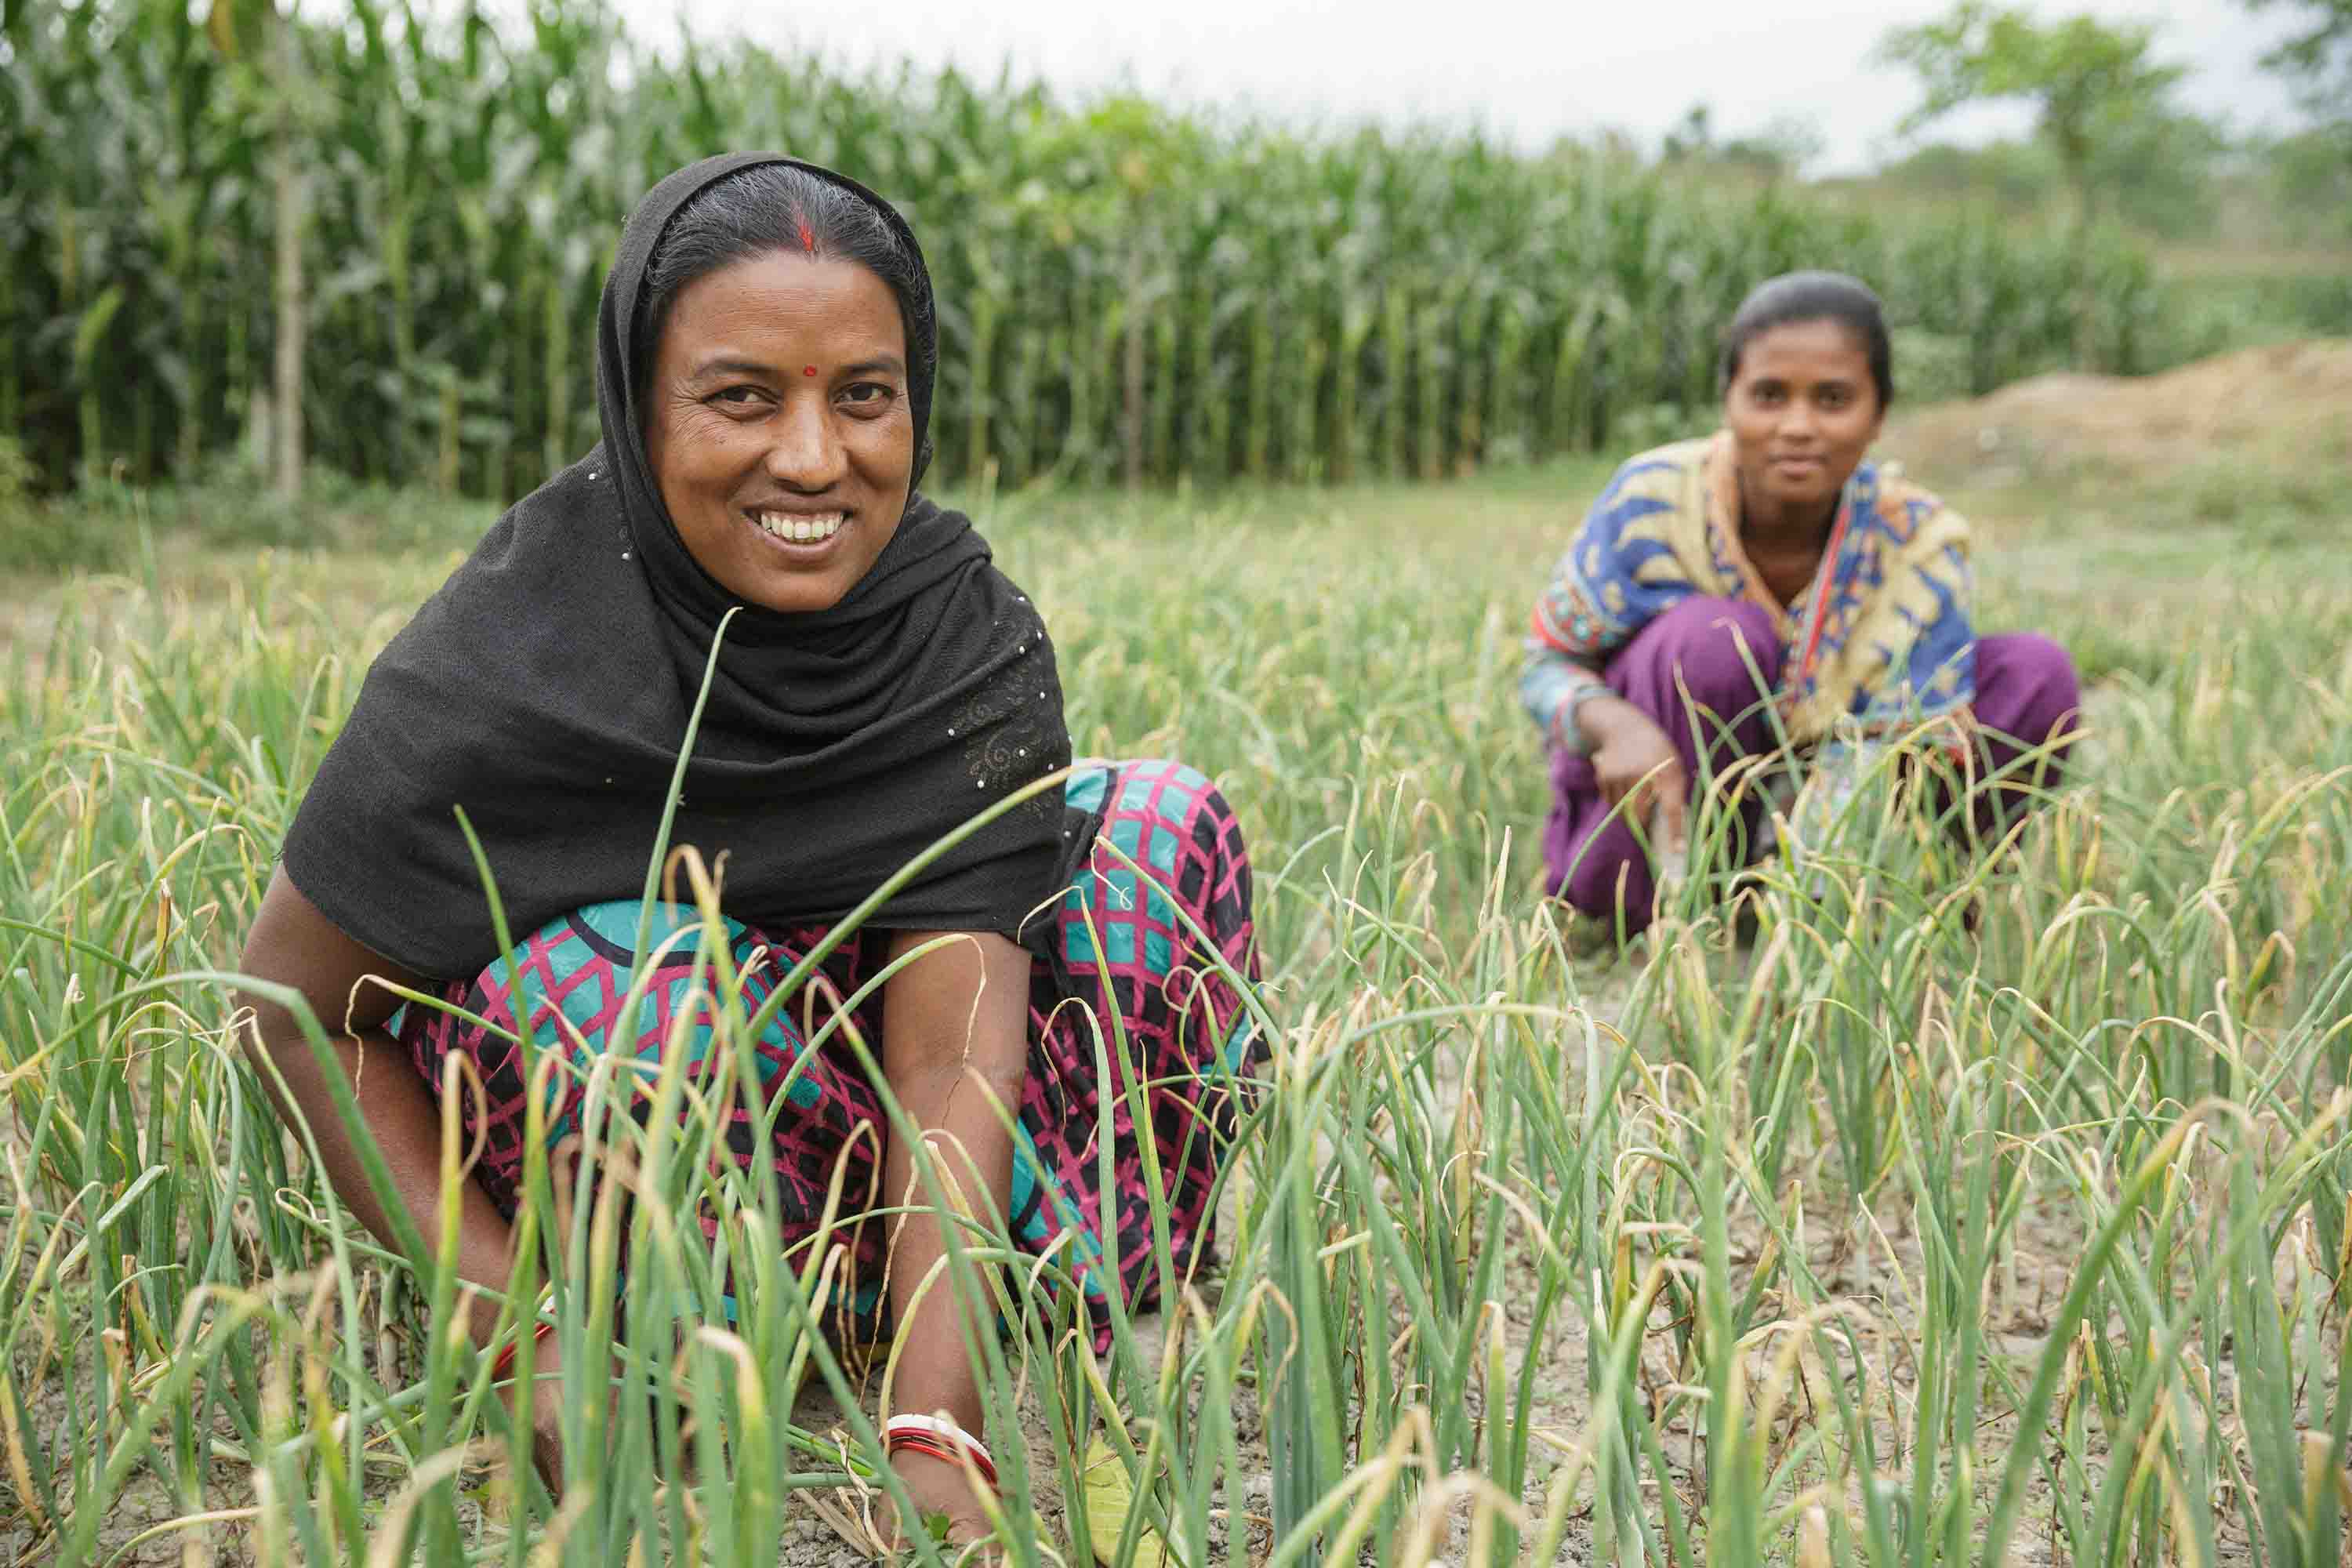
620, 0, 2309, 175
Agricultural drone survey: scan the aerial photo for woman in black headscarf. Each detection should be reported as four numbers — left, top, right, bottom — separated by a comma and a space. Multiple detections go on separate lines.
237, 154, 1264, 1547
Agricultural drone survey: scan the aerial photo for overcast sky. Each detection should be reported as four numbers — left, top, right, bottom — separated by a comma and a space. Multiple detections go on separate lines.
618, 0, 2307, 175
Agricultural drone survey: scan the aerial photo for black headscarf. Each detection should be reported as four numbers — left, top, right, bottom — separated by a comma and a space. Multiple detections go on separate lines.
282, 154, 1071, 979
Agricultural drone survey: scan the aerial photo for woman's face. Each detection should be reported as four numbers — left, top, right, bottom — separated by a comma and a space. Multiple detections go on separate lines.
1722, 318, 1883, 524
643, 252, 914, 615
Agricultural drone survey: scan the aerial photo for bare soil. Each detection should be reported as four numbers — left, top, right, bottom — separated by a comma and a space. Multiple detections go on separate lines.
1882, 338, 2352, 486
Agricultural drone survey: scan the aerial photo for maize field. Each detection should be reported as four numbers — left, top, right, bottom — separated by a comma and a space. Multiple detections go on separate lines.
0, 0, 2218, 500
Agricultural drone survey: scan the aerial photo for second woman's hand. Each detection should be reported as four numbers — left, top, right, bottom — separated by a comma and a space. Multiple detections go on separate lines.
1581, 696, 1690, 852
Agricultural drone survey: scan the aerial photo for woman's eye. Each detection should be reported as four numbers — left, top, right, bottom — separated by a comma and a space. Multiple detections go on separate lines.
711, 386, 764, 408
837, 383, 897, 410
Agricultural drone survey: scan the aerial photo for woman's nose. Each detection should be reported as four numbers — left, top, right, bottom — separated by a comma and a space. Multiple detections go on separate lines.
763, 396, 846, 490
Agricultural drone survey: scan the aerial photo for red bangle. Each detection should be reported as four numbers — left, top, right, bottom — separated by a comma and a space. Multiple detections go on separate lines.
488, 1317, 555, 1384
887, 1432, 999, 1490
884, 1421, 999, 1490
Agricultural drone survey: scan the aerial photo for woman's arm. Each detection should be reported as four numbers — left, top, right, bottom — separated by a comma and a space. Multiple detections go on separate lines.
1523, 495, 1653, 759
871, 926, 1031, 1546
876, 927, 1031, 1434
1523, 500, 1697, 844
235, 869, 521, 1348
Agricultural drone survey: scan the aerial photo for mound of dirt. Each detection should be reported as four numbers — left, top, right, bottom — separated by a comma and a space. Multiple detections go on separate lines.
1885, 338, 2352, 482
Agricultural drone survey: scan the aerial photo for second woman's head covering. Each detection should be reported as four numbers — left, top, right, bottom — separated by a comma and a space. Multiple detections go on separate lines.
283, 154, 1071, 978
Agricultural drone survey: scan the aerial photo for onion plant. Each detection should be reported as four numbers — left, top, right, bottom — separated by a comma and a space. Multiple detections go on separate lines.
3, 454, 2350, 1564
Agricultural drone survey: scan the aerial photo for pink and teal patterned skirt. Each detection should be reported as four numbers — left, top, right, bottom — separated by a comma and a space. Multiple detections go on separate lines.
392, 758, 1262, 1346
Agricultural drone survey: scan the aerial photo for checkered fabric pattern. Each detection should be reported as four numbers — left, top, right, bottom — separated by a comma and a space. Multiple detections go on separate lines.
394, 758, 1263, 1348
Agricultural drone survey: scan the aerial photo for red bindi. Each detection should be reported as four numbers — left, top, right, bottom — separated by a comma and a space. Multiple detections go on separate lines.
802, 365, 817, 377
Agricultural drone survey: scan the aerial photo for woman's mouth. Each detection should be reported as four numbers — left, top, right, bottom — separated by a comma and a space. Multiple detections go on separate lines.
747, 509, 848, 546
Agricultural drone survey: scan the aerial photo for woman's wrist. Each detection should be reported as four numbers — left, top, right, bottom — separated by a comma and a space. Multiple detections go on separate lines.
1572, 690, 1642, 752
1547, 681, 1611, 754
885, 1413, 998, 1489
489, 1316, 557, 1383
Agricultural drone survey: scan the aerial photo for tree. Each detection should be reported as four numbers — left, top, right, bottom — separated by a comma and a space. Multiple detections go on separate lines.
1736, 114, 1830, 180
2243, 0, 2352, 115
1878, 2, 2187, 360
2243, 0, 2351, 241
1662, 103, 1716, 163
1878, 2, 2186, 234
1662, 103, 1824, 185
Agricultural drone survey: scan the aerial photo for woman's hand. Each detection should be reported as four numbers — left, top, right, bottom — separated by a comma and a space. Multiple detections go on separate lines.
880, 1450, 1001, 1562
1584, 698, 1690, 852
521, 1352, 568, 1494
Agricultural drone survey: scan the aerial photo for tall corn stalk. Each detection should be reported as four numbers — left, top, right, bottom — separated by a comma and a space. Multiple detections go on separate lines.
269, 13, 304, 503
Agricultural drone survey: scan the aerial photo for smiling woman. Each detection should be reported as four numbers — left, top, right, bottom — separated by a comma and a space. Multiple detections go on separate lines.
1518, 270, 2084, 938
230, 154, 1266, 1555
639, 169, 927, 615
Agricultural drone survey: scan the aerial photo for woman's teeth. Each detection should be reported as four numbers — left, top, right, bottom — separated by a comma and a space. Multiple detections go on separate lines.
753, 510, 845, 544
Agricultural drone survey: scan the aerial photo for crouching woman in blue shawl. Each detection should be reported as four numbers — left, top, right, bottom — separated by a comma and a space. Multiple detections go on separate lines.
1521, 272, 2082, 934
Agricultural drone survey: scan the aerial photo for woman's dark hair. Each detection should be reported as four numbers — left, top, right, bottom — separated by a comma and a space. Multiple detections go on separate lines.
1718, 270, 1894, 411
635, 162, 937, 479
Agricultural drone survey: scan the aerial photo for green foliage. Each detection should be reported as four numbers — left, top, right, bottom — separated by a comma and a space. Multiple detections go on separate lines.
2084, 107, 2231, 237
1871, 109, 2230, 240
1889, 328, 1975, 402
1661, 103, 1828, 187
1873, 137, 2067, 209
1878, 2, 2187, 226
0, 436, 132, 574
0, 434, 31, 503
2257, 125, 2352, 242
0, 0, 2197, 504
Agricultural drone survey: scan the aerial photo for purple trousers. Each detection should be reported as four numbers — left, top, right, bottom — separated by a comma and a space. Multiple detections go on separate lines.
1543, 596, 2082, 931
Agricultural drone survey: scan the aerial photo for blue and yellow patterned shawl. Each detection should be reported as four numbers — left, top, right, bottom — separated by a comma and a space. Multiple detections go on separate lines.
1531, 433, 1976, 745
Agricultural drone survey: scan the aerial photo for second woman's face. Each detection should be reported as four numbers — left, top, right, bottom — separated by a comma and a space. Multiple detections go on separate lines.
1722, 318, 1883, 525
644, 252, 914, 615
